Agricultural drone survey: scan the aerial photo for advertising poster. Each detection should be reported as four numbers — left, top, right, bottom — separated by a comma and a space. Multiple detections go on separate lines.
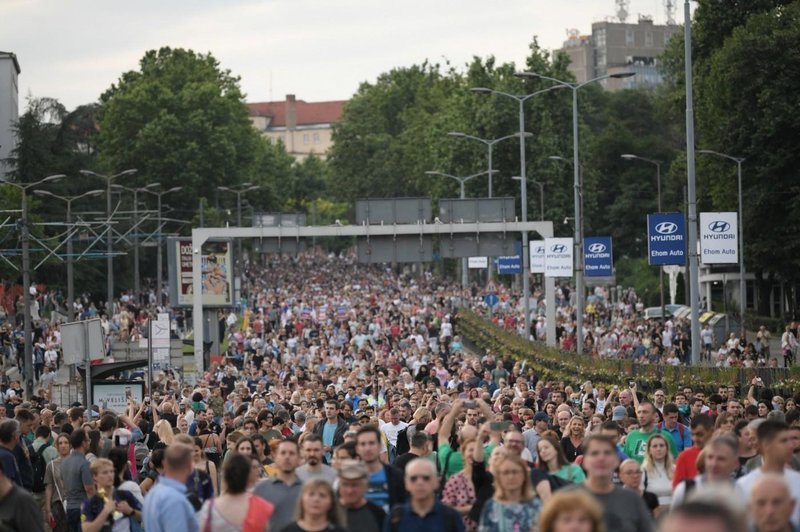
544, 237, 574, 278
93, 382, 145, 414
647, 213, 686, 266
176, 239, 234, 307
700, 212, 738, 264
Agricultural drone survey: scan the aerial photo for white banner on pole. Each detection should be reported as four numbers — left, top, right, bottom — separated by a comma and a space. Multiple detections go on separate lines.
700, 212, 738, 264
152, 313, 171, 369
544, 238, 574, 278
468, 257, 488, 269
530, 240, 545, 273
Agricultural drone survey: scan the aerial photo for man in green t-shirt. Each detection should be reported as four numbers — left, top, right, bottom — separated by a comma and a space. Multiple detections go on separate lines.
437, 399, 479, 481
624, 401, 677, 463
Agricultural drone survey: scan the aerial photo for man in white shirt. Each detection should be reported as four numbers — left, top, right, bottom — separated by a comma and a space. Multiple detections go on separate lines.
380, 408, 408, 461
737, 420, 800, 527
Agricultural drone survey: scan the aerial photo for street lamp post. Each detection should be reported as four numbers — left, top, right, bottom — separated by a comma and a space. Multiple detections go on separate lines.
218, 184, 259, 266
80, 169, 137, 315
33, 189, 104, 322
470, 84, 566, 339
111, 183, 161, 299
518, 71, 635, 354
425, 170, 496, 289
0, 174, 65, 398
512, 176, 545, 221
141, 186, 183, 307
621, 154, 665, 322
698, 149, 746, 338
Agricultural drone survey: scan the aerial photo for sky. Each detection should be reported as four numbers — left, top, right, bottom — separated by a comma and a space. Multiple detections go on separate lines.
2, 0, 676, 111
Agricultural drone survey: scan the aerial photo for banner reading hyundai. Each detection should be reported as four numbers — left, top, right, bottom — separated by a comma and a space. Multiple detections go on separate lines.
647, 213, 686, 265
544, 237, 574, 278
699, 212, 738, 264
530, 240, 545, 274
584, 236, 613, 277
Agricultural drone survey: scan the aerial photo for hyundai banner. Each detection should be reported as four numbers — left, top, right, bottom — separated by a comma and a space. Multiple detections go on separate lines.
584, 237, 613, 277
699, 212, 738, 264
497, 241, 522, 275
530, 240, 545, 274
544, 237, 574, 278
647, 213, 686, 265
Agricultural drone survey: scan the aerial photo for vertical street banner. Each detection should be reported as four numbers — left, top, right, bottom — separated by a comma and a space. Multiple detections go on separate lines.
544, 237, 574, 278
530, 240, 545, 274
497, 240, 522, 275
699, 212, 738, 264
152, 312, 171, 370
584, 236, 613, 277
647, 213, 686, 265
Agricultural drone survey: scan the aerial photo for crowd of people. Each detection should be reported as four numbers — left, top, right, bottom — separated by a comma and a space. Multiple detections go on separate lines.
0, 250, 798, 532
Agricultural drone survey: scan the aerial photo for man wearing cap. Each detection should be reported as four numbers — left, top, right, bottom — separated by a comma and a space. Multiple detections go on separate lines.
523, 412, 549, 463
337, 459, 386, 532
612, 405, 628, 423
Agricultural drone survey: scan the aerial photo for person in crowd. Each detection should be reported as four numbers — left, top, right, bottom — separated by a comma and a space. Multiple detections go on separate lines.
0, 419, 22, 487
672, 434, 743, 506
672, 414, 714, 487
193, 436, 219, 495
477, 454, 539, 532
61, 428, 95, 532
639, 433, 675, 511
537, 489, 605, 532
197, 452, 274, 531
576, 434, 653, 532
537, 434, 586, 485
750, 473, 797, 532
44, 432, 72, 531
618, 458, 659, 516
336, 459, 386, 532
314, 399, 348, 464
0, 458, 44, 532
658, 403, 692, 453
283, 477, 348, 532
441, 437, 478, 532
297, 434, 337, 484
393, 431, 434, 475
80, 457, 142, 532
624, 402, 677, 463
253, 438, 303, 532
355, 425, 406, 513
108, 447, 145, 524
142, 443, 198, 532
658, 499, 744, 532
385, 458, 463, 532
560, 416, 585, 463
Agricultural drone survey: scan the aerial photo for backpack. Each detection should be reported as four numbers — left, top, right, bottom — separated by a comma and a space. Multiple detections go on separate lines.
657, 421, 684, 440
389, 503, 459, 532
31, 442, 50, 493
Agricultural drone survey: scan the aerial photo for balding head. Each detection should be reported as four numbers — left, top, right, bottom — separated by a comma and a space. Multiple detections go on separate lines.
164, 443, 194, 483
750, 474, 795, 532
404, 458, 438, 500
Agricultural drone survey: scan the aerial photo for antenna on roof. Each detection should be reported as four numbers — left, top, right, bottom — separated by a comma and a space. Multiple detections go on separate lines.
664, 0, 677, 25
616, 0, 629, 22
269, 71, 273, 102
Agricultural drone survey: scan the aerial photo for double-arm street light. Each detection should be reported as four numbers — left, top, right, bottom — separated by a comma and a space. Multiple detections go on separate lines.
141, 185, 183, 307
0, 174, 65, 397
110, 183, 161, 298
621, 153, 666, 323
219, 183, 260, 287
517, 71, 635, 354
470, 84, 566, 339
698, 149, 746, 338
33, 189, 104, 322
446, 132, 532, 198
79, 169, 137, 315
425, 170, 496, 289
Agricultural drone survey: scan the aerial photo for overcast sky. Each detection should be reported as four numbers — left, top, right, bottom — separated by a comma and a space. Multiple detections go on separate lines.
3, 0, 676, 111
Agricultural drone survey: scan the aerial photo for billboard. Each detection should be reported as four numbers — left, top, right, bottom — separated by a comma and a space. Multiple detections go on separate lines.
647, 212, 686, 266
175, 239, 234, 307
468, 257, 488, 269
584, 236, 613, 277
699, 212, 738, 264
93, 381, 145, 414
544, 238, 574, 278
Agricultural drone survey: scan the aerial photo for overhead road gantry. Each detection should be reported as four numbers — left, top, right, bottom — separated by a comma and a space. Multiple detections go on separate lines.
190, 220, 557, 377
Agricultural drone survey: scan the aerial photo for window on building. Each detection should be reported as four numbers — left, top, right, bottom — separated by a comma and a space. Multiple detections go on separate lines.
313, 133, 320, 144
303, 134, 310, 145
645, 31, 653, 47
626, 29, 635, 47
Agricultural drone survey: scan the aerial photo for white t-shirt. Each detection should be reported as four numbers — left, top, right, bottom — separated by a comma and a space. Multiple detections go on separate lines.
737, 468, 800, 525
380, 421, 408, 447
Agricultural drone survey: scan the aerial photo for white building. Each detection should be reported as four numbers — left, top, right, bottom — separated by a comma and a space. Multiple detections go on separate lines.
0, 52, 20, 178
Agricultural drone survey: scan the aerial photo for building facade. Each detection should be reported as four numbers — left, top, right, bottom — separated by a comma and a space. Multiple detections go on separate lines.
0, 52, 20, 177
247, 94, 346, 159
555, 18, 678, 90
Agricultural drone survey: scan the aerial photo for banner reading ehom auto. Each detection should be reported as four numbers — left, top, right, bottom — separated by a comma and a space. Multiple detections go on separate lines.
699, 212, 738, 264
530, 240, 545, 273
544, 237, 574, 277
647, 212, 686, 266
584, 236, 613, 277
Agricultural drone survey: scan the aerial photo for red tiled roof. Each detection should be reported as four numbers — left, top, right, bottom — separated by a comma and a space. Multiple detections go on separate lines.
247, 97, 347, 127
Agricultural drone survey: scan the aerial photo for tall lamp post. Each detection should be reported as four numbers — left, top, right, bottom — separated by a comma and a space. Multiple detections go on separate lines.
33, 189, 104, 322
218, 183, 259, 264
425, 170, 495, 289
0, 174, 65, 398
470, 84, 566, 339
110, 183, 161, 299
518, 71, 635, 354
511, 176, 545, 221
698, 149, 746, 338
621, 153, 665, 322
80, 169, 137, 315
141, 185, 183, 307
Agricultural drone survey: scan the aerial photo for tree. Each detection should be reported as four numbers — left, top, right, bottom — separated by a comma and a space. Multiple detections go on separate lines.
96, 47, 276, 213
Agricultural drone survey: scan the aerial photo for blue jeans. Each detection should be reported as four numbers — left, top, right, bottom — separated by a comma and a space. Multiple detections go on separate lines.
67, 508, 81, 532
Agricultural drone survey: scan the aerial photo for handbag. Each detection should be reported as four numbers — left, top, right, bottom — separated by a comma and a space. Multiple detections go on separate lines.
49, 462, 67, 531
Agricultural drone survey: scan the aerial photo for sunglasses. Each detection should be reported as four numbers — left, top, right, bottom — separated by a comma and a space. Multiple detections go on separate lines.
408, 474, 432, 483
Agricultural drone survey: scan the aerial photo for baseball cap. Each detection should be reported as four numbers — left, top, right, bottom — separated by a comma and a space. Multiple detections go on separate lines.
338, 460, 368, 480
533, 412, 549, 423
612, 405, 627, 421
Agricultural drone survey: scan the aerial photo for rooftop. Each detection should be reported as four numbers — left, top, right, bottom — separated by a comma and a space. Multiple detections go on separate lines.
247, 96, 347, 128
